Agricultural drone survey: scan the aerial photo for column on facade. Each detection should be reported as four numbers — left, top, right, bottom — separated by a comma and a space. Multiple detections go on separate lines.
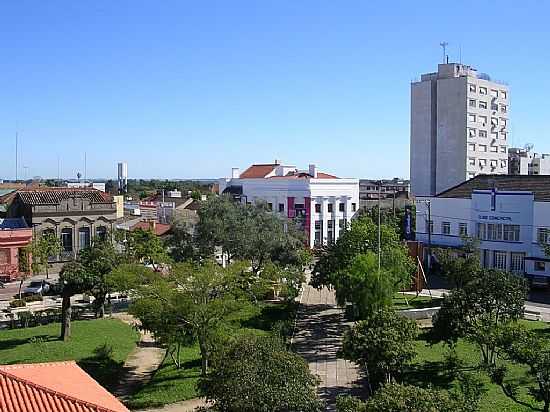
321, 197, 328, 245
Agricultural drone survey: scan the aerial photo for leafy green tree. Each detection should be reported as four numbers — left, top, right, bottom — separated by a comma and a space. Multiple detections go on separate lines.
196, 196, 306, 272
346, 383, 470, 412
77, 237, 119, 317
166, 219, 198, 262
431, 269, 527, 366
123, 260, 251, 375
199, 334, 322, 412
434, 237, 481, 289
28, 231, 62, 279
333, 252, 396, 319
494, 325, 550, 412
59, 261, 96, 341
313, 216, 414, 318
123, 228, 170, 269
341, 308, 418, 388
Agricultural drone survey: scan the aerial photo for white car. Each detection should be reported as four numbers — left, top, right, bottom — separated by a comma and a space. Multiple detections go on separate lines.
23, 280, 50, 295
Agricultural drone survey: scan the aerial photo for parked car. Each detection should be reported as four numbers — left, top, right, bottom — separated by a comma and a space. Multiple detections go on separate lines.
23, 280, 51, 296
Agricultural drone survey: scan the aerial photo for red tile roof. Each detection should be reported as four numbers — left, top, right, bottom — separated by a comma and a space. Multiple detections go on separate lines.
316, 172, 338, 179
131, 221, 172, 236
0, 361, 129, 412
14, 188, 113, 205
239, 164, 278, 178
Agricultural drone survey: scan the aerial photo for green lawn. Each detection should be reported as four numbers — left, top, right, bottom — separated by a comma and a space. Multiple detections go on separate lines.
405, 320, 550, 412
0, 318, 139, 389
126, 301, 297, 409
392, 292, 442, 310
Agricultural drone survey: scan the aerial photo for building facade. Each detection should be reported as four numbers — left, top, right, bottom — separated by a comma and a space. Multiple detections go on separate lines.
0, 218, 32, 281
415, 175, 550, 285
0, 188, 117, 261
219, 162, 359, 248
359, 178, 410, 200
411, 63, 509, 196
508, 147, 550, 176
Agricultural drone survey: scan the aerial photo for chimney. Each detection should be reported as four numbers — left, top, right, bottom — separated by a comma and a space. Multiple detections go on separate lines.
231, 168, 240, 179
309, 164, 318, 178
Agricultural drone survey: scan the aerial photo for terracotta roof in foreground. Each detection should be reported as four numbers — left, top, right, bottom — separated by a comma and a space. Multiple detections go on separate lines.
0, 361, 129, 412
437, 175, 550, 201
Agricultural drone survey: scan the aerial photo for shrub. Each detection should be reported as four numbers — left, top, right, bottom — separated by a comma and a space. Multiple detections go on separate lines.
10, 299, 26, 308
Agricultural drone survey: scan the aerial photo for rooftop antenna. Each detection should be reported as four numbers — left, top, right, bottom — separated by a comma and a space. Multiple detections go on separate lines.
459, 44, 462, 64
84, 152, 87, 184
57, 156, 61, 184
15, 131, 18, 182
440, 41, 449, 64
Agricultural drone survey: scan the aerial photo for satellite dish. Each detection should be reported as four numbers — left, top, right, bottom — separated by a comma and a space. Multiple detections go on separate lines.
524, 143, 534, 152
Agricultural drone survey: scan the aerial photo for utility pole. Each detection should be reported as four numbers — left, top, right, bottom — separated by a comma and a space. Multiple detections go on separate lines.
15, 132, 18, 182
377, 180, 382, 273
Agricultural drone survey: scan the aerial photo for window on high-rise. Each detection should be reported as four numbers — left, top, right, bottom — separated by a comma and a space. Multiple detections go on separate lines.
468, 128, 476, 138
469, 84, 477, 93
479, 87, 487, 95
479, 144, 487, 152
469, 99, 476, 108
442, 222, 451, 235
468, 113, 476, 122
490, 146, 498, 153
468, 143, 476, 151
479, 115, 488, 125
501, 91, 507, 99
479, 130, 487, 138
501, 160, 507, 168
468, 157, 476, 166
490, 89, 498, 97
479, 158, 487, 167
479, 101, 488, 109
500, 104, 507, 113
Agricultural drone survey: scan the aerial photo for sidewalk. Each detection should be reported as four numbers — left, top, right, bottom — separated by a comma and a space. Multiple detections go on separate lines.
292, 283, 361, 411
411, 288, 550, 322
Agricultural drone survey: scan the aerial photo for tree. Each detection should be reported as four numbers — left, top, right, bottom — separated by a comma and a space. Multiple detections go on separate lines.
431, 269, 527, 366
28, 231, 62, 280
312, 216, 415, 318
434, 237, 481, 289
77, 237, 119, 317
337, 381, 482, 412
59, 261, 96, 341
122, 228, 170, 269
341, 308, 418, 389
123, 260, 251, 375
199, 334, 322, 412
333, 252, 396, 319
166, 219, 198, 262
494, 325, 550, 412
196, 196, 306, 272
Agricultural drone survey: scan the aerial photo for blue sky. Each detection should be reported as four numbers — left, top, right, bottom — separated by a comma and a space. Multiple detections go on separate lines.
1, 1, 549, 180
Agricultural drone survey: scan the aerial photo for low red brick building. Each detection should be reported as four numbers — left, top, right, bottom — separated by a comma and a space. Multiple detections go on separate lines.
0, 218, 32, 282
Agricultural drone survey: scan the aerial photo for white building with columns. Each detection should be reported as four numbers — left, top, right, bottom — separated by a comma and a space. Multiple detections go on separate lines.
218, 162, 359, 248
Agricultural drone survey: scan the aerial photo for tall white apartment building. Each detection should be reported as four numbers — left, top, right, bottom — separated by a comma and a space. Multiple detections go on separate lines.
411, 63, 509, 196
218, 161, 359, 248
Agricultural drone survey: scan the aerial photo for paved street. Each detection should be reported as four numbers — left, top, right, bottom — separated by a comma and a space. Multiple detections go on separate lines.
293, 282, 362, 411
0, 272, 59, 301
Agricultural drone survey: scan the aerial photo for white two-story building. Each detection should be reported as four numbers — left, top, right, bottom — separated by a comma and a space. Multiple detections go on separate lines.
415, 175, 550, 285
219, 161, 359, 248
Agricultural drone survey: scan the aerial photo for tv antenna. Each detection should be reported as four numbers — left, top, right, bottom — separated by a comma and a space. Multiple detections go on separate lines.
440, 41, 449, 63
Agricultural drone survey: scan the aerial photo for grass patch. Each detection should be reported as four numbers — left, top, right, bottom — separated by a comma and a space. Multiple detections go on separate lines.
0, 318, 139, 389
405, 320, 550, 412
126, 301, 297, 409
392, 292, 442, 310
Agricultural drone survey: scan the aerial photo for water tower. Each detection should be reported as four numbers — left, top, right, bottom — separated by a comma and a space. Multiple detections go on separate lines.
117, 162, 128, 194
